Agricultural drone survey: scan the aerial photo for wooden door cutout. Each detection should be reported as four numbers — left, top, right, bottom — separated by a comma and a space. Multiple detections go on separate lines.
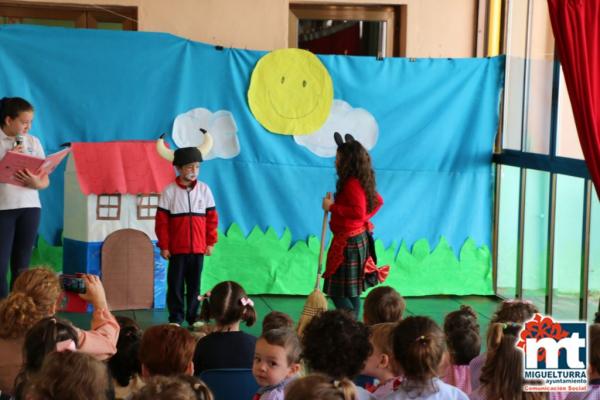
102, 229, 154, 310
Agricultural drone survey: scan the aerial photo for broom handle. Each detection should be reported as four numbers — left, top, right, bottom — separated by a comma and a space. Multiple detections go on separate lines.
315, 192, 331, 289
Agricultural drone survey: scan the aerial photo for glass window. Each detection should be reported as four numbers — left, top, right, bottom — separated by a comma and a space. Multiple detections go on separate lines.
497, 166, 521, 299
551, 174, 584, 320
522, 169, 550, 311
137, 194, 159, 220
556, 69, 584, 159
522, 1, 554, 154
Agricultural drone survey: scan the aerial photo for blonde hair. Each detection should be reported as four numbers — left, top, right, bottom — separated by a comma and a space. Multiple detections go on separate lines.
285, 374, 357, 400
132, 375, 214, 400
370, 322, 396, 356
0, 267, 61, 339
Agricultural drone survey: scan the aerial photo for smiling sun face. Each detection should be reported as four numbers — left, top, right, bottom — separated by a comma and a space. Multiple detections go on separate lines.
248, 48, 333, 135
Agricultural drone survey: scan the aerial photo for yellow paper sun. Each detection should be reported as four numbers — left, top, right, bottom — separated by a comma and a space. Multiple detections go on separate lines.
248, 48, 333, 135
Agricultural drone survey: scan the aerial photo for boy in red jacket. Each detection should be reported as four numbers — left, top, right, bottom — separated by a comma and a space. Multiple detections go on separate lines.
155, 140, 218, 327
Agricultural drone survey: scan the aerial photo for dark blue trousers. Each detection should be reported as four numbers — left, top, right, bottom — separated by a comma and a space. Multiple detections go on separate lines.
167, 253, 204, 325
0, 208, 41, 298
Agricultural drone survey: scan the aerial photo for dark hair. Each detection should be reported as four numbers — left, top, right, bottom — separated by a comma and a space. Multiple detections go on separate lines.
0, 97, 33, 127
392, 316, 445, 387
108, 318, 142, 387
285, 373, 357, 400
14, 317, 80, 398
132, 374, 213, 400
301, 310, 371, 379
479, 322, 544, 400
363, 286, 405, 325
589, 324, 600, 375
491, 300, 539, 324
139, 325, 196, 376
335, 139, 378, 213
262, 311, 294, 333
260, 328, 301, 365
198, 281, 256, 327
31, 351, 113, 400
443, 305, 481, 365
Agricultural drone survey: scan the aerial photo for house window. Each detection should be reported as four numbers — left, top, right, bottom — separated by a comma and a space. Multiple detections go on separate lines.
137, 194, 160, 220
97, 194, 121, 220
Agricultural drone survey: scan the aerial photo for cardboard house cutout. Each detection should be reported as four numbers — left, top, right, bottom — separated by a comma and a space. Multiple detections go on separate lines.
62, 141, 175, 310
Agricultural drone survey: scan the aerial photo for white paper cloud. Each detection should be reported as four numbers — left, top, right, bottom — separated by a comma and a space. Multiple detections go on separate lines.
293, 100, 378, 157
172, 108, 240, 160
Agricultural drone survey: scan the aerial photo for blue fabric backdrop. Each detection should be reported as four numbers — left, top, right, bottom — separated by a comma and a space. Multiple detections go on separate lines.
0, 25, 504, 254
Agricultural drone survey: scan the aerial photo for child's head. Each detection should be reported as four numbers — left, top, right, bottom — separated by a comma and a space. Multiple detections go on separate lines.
176, 161, 200, 183
363, 286, 405, 325
334, 134, 378, 213
108, 317, 143, 387
491, 299, 539, 324
480, 322, 529, 399
361, 322, 397, 381
22, 317, 79, 374
199, 281, 256, 327
31, 351, 113, 400
285, 373, 357, 400
0, 96, 34, 134
443, 305, 481, 365
253, 328, 301, 387
262, 310, 294, 333
0, 267, 62, 339
132, 375, 214, 400
139, 324, 196, 377
301, 309, 371, 380
392, 316, 445, 386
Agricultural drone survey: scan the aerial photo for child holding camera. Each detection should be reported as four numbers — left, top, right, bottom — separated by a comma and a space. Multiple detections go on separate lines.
155, 137, 218, 327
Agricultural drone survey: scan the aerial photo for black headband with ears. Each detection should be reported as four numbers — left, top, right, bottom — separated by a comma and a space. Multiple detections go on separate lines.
333, 132, 356, 148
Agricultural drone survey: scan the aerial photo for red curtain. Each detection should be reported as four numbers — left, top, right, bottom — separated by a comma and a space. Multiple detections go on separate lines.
547, 0, 600, 198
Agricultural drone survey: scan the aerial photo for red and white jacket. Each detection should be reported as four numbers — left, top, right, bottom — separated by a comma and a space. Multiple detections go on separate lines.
155, 178, 218, 255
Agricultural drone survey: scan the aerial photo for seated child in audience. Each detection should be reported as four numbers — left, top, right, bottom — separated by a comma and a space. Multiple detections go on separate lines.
564, 323, 600, 400
301, 310, 374, 400
29, 351, 114, 400
469, 322, 546, 400
442, 305, 480, 395
363, 286, 405, 326
13, 316, 80, 399
131, 375, 213, 400
360, 323, 402, 398
469, 299, 538, 391
262, 311, 294, 334
139, 324, 196, 377
193, 281, 257, 374
252, 328, 301, 399
386, 316, 468, 399
286, 373, 357, 400
108, 316, 144, 399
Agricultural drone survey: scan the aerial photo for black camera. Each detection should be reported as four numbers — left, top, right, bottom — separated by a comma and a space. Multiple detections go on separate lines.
61, 274, 86, 294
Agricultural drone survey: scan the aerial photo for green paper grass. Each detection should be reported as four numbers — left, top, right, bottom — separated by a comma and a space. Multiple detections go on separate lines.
201, 223, 493, 296
30, 236, 63, 274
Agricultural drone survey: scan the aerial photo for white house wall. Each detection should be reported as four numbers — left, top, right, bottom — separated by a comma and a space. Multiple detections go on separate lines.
87, 194, 158, 243
63, 156, 89, 242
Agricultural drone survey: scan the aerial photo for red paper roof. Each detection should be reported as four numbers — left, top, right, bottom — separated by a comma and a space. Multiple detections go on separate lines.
70, 141, 175, 195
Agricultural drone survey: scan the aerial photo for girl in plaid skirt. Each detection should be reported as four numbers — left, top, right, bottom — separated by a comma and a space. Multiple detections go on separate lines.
321, 133, 388, 319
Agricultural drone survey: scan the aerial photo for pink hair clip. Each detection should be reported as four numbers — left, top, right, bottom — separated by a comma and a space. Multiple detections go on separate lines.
240, 297, 254, 307
197, 291, 212, 302
56, 339, 76, 352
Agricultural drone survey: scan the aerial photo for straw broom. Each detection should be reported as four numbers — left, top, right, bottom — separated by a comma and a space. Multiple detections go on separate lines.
296, 193, 331, 336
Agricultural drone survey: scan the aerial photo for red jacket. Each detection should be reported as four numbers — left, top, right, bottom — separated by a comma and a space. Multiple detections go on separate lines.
329, 177, 383, 235
155, 178, 218, 255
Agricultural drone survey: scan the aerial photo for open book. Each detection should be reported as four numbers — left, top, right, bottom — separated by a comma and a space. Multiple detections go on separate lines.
0, 147, 71, 186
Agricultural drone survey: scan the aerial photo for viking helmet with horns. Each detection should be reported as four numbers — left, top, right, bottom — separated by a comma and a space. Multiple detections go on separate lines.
156, 129, 214, 166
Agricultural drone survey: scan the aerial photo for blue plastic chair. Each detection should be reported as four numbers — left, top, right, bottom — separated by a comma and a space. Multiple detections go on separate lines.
199, 368, 259, 400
